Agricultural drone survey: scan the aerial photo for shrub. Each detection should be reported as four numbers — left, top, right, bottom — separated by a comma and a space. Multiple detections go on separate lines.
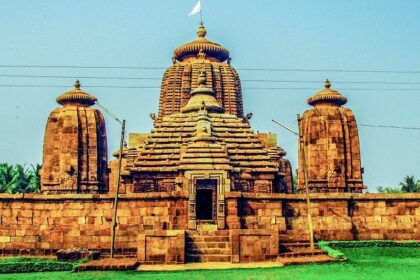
0, 257, 92, 274
0, 260, 73, 274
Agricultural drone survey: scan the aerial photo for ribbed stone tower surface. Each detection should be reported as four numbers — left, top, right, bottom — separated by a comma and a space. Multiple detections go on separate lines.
297, 80, 365, 193
40, 81, 108, 194
157, 24, 243, 120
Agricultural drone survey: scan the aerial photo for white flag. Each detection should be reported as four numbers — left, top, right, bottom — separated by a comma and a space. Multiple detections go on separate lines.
188, 1, 201, 16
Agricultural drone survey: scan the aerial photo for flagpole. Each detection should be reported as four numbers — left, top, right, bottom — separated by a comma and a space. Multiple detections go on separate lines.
199, 5, 203, 24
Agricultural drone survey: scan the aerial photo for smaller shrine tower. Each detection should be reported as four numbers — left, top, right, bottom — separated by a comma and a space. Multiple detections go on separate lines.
297, 80, 365, 193
40, 81, 108, 194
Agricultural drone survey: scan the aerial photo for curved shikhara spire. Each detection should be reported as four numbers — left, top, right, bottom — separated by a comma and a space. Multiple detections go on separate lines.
157, 24, 243, 120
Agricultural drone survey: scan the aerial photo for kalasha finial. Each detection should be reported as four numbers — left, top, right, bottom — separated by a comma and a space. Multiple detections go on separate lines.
74, 80, 81, 89
198, 71, 206, 86
197, 24, 207, 38
325, 79, 331, 89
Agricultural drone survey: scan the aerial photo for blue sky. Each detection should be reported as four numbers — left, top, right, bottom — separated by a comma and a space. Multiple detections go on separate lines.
0, 0, 419, 191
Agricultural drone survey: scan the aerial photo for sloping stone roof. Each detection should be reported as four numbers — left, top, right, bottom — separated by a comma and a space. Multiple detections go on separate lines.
126, 112, 278, 173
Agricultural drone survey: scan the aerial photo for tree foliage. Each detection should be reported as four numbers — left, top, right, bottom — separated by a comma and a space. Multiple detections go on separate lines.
399, 175, 420, 193
0, 163, 40, 194
377, 175, 419, 193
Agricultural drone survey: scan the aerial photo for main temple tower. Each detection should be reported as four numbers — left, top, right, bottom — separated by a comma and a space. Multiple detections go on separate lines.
157, 24, 243, 120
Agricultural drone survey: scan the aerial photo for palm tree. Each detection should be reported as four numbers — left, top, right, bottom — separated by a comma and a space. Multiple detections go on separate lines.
399, 175, 420, 193
0, 163, 40, 194
0, 163, 16, 193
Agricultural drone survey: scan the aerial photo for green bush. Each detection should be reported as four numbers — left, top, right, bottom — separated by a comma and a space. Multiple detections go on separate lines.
0, 261, 73, 274
0, 257, 76, 274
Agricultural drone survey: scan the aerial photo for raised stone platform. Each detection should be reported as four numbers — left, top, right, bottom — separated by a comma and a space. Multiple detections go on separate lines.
138, 261, 283, 271
78, 258, 140, 271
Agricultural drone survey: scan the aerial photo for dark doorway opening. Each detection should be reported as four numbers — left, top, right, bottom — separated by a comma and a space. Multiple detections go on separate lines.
195, 179, 217, 221
196, 189, 213, 220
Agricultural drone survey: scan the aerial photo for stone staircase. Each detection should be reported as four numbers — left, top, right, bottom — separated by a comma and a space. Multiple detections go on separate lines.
277, 242, 334, 265
185, 229, 231, 262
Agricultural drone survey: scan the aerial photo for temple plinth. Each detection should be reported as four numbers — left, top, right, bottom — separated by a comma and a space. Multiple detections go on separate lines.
297, 80, 365, 193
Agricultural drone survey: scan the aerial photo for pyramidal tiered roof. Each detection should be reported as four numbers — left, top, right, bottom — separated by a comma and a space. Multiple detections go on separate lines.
126, 72, 278, 174
127, 112, 278, 173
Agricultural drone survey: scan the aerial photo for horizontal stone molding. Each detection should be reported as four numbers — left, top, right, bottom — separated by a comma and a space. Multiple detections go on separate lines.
224, 192, 420, 201
0, 191, 189, 201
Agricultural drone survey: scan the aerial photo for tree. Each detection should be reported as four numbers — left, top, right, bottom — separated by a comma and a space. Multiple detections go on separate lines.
399, 175, 419, 193
0, 163, 15, 193
0, 163, 40, 194
377, 175, 420, 193
377, 186, 403, 193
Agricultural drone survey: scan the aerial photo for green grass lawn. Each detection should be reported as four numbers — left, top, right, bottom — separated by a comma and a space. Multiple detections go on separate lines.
1, 247, 419, 280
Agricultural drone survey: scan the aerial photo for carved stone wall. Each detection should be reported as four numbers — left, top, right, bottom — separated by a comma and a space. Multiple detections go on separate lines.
137, 230, 185, 264
225, 193, 419, 241
0, 193, 188, 256
1, 193, 417, 257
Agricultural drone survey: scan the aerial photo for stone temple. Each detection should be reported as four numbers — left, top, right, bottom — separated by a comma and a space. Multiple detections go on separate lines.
0, 24, 419, 264
297, 79, 365, 193
40, 80, 108, 194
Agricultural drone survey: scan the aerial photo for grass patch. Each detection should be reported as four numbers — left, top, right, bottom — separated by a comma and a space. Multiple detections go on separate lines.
318, 240, 419, 260
321, 240, 419, 248
1, 246, 419, 279
317, 241, 346, 260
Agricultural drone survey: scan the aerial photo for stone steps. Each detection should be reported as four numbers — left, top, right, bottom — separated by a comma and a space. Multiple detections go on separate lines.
280, 242, 317, 252
187, 246, 231, 255
278, 249, 326, 258
186, 254, 232, 262
277, 255, 335, 266
78, 258, 140, 271
187, 236, 230, 242
185, 230, 231, 263
278, 240, 331, 265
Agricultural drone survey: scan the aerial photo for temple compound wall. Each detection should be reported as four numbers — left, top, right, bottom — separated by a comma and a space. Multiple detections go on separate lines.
0, 193, 418, 259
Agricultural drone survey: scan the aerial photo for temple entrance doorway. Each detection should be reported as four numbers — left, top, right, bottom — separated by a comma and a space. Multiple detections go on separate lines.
195, 179, 217, 221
